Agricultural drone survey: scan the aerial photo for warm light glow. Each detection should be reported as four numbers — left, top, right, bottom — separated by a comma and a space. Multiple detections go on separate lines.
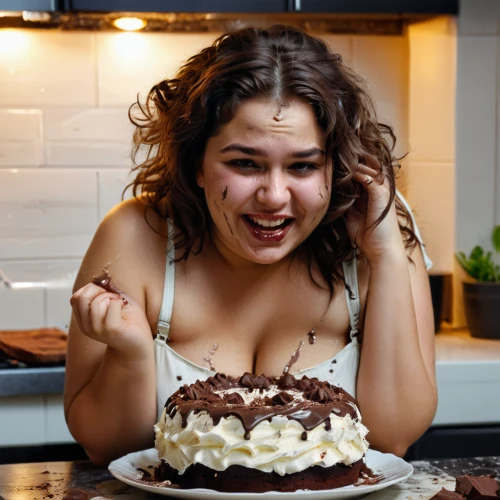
0, 11, 22, 17
22, 11, 51, 22
0, 30, 30, 59
112, 17, 147, 31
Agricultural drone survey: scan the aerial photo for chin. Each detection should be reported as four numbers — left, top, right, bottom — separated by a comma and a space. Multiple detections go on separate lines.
242, 246, 294, 265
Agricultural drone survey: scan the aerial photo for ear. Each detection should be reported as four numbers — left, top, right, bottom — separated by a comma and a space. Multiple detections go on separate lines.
196, 168, 205, 189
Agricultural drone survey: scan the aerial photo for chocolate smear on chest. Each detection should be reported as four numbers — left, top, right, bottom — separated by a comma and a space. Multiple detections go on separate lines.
283, 340, 304, 374
307, 328, 316, 345
165, 372, 358, 440
203, 343, 218, 371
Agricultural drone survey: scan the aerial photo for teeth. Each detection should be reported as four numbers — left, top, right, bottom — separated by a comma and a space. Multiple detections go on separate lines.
249, 216, 286, 228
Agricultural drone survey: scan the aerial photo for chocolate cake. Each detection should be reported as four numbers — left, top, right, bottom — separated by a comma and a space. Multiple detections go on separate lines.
153, 372, 376, 493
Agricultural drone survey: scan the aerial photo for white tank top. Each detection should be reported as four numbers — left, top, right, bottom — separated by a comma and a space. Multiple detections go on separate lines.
153, 192, 432, 420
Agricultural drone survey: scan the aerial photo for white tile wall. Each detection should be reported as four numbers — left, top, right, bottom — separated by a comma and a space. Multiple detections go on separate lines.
0, 168, 98, 259
0, 30, 96, 107
0, 288, 44, 330
96, 32, 218, 107
455, 35, 498, 251
408, 17, 456, 163
351, 36, 409, 157
407, 162, 455, 274
0, 109, 42, 166
98, 168, 134, 220
406, 17, 457, 277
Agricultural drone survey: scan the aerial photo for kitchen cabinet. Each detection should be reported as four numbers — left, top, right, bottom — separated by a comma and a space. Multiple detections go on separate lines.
64, 0, 290, 13
63, 0, 459, 14
295, 0, 458, 14
0, 0, 60, 9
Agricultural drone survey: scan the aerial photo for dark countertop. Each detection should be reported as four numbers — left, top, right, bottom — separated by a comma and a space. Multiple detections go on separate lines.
0, 456, 498, 499
0, 366, 65, 397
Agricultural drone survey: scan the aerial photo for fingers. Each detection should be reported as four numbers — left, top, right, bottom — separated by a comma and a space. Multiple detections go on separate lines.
103, 295, 126, 335
354, 162, 387, 188
70, 283, 121, 338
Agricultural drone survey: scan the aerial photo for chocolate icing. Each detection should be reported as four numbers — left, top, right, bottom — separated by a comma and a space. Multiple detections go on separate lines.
165, 372, 359, 439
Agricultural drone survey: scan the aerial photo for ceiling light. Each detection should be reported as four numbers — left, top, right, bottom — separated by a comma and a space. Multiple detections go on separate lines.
113, 17, 147, 31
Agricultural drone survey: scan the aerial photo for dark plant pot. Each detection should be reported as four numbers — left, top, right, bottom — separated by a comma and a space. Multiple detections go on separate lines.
463, 282, 500, 340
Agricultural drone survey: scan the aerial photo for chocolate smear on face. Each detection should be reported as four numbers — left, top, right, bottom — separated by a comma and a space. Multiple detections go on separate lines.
222, 185, 228, 201
318, 187, 324, 199
223, 212, 234, 236
308, 328, 316, 344
283, 340, 304, 374
203, 343, 218, 371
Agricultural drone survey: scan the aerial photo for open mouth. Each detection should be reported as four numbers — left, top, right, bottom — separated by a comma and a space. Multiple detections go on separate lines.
243, 215, 294, 231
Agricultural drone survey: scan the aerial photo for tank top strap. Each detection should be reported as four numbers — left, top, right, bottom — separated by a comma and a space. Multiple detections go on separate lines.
342, 254, 361, 341
157, 220, 176, 340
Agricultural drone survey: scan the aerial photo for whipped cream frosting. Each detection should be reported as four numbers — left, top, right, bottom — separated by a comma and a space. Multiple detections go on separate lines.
154, 373, 369, 476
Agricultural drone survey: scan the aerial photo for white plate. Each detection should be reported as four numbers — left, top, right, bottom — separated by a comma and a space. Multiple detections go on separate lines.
109, 448, 413, 500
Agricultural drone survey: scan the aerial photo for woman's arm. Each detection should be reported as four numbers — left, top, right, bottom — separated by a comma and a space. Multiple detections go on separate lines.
64, 198, 160, 466
346, 154, 437, 456
356, 243, 437, 457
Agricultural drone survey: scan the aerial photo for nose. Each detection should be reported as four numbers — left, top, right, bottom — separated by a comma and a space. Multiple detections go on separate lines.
255, 169, 291, 208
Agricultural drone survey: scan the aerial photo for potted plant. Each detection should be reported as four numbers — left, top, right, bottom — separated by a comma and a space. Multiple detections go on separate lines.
455, 225, 500, 339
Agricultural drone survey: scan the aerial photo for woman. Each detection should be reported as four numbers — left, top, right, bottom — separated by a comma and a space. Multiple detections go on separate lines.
64, 25, 437, 466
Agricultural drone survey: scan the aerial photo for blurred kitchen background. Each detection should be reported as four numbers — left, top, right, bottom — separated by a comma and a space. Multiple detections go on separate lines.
0, 0, 499, 464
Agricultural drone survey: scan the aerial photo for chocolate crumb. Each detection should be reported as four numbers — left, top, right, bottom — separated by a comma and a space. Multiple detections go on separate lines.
307, 328, 316, 345
137, 467, 152, 479
329, 369, 334, 373
177, 375, 182, 381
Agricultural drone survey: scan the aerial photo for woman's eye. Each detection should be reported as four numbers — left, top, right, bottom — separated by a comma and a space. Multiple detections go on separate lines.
227, 159, 258, 170
290, 163, 319, 174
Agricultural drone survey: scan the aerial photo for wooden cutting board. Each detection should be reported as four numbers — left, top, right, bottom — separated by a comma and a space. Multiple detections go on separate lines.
0, 328, 67, 364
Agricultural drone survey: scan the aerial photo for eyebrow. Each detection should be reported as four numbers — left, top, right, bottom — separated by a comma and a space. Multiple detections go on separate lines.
220, 143, 325, 158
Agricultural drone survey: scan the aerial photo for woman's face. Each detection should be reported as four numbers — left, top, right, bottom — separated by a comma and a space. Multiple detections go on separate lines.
198, 96, 332, 267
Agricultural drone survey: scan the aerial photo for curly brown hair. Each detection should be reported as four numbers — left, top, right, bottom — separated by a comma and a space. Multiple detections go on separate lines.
127, 24, 418, 293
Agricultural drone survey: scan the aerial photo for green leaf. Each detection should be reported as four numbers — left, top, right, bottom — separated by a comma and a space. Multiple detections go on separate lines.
470, 246, 484, 260
493, 225, 500, 253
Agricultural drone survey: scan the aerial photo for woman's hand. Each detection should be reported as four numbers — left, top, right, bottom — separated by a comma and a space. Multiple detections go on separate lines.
345, 153, 405, 264
70, 283, 153, 359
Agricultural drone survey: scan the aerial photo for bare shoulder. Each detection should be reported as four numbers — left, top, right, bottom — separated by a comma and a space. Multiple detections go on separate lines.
73, 195, 168, 311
